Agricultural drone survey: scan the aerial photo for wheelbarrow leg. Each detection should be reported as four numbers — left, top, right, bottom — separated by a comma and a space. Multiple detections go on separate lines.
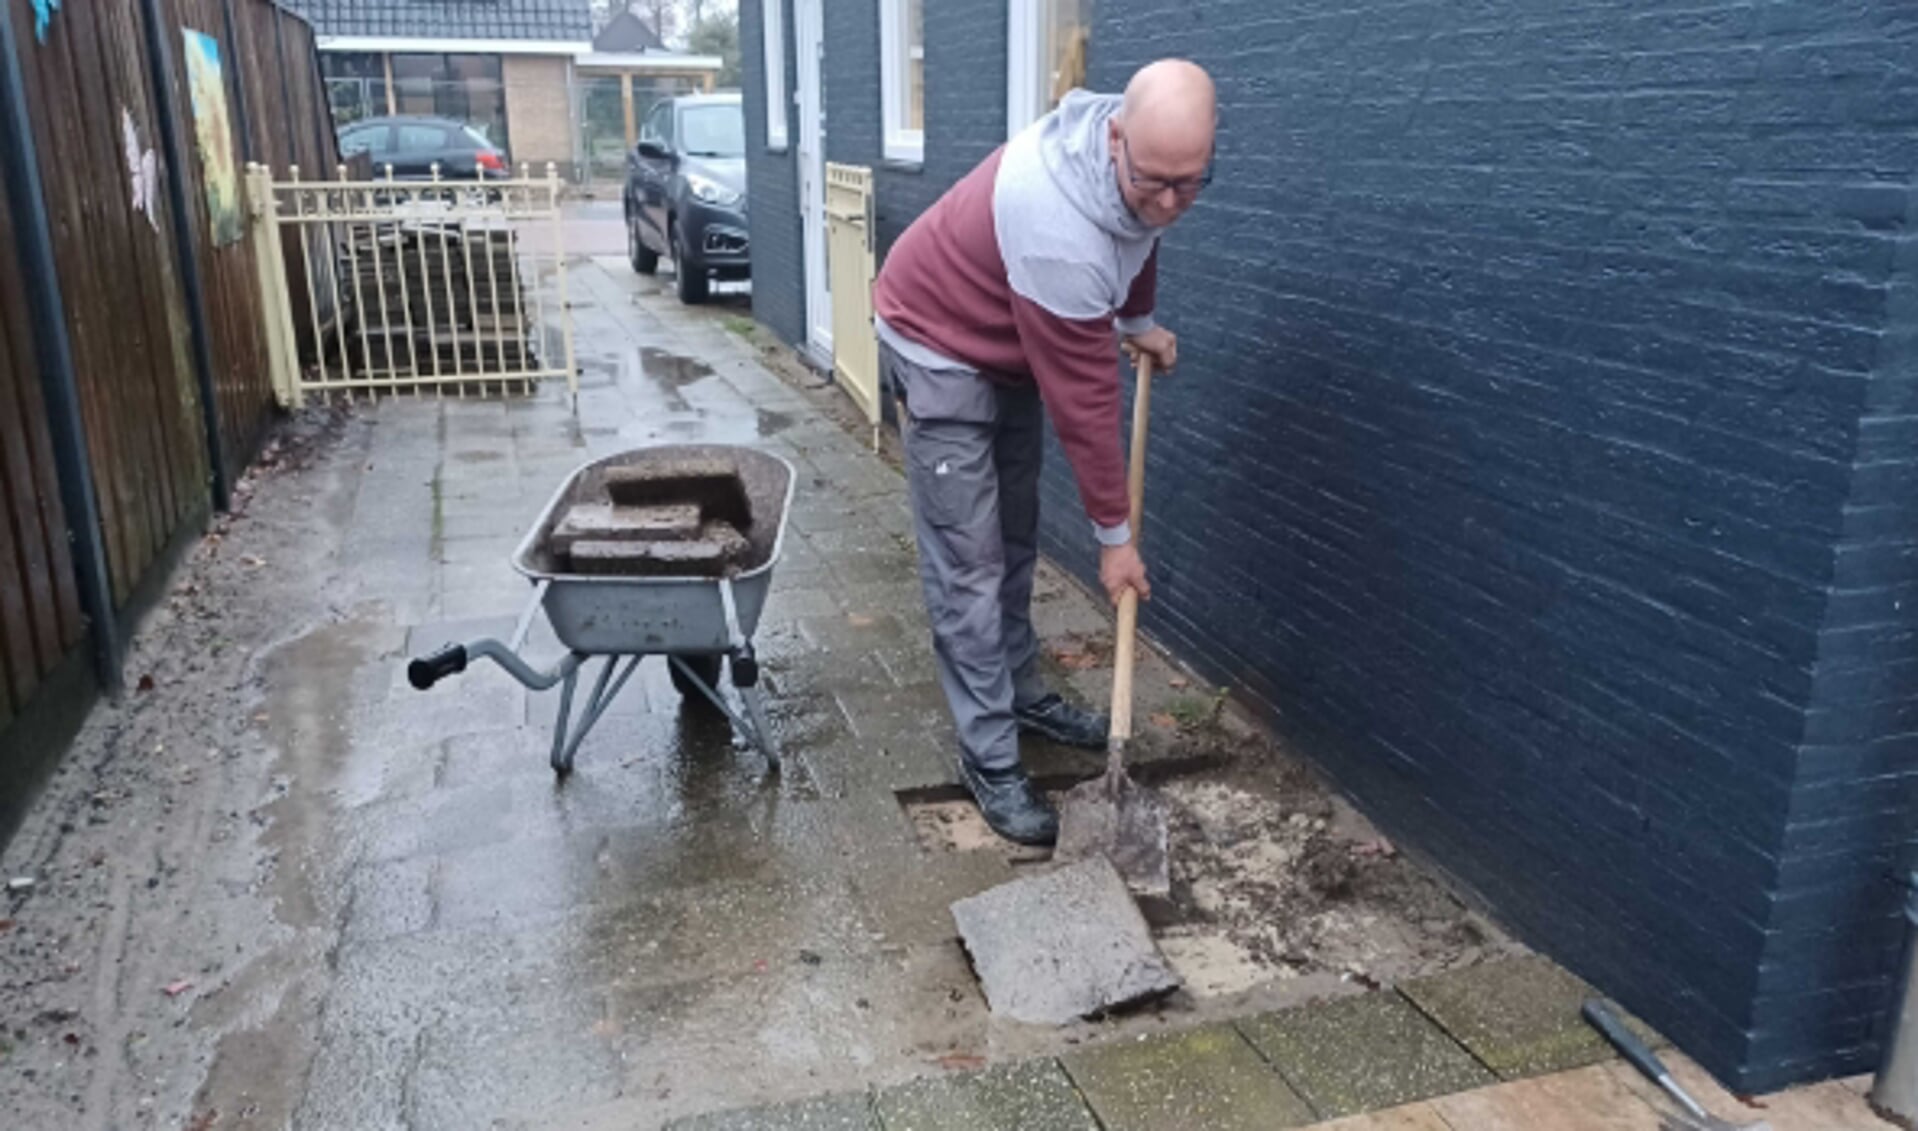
739, 682, 780, 771
549, 656, 584, 775
552, 653, 644, 777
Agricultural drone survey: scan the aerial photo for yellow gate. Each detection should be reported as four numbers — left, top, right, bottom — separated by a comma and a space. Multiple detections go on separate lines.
246, 162, 578, 405
825, 163, 880, 446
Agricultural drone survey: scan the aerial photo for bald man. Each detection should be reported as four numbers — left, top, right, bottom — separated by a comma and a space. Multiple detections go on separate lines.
872, 60, 1217, 846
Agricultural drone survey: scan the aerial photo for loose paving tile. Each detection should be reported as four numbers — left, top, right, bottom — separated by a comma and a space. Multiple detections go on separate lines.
665, 1091, 880, 1130
1236, 990, 1495, 1118
873, 1060, 1099, 1131
1400, 954, 1659, 1080
1062, 1023, 1316, 1131
950, 857, 1180, 1025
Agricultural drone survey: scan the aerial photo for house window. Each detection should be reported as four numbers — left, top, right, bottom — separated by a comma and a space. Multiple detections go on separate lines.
320, 52, 389, 127
880, 0, 923, 164
1008, 0, 1089, 137
388, 53, 510, 152
762, 0, 788, 150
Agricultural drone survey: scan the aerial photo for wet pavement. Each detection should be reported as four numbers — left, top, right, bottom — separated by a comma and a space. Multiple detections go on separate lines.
0, 213, 1889, 1131
0, 228, 1349, 1130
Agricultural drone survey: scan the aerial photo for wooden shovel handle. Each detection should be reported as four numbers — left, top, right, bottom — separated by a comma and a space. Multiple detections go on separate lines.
1109, 354, 1153, 743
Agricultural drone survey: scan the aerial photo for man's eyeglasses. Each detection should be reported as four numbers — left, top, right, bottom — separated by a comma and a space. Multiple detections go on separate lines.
1121, 137, 1213, 198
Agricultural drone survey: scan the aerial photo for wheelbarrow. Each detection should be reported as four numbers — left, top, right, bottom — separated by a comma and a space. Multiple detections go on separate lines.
407, 444, 796, 776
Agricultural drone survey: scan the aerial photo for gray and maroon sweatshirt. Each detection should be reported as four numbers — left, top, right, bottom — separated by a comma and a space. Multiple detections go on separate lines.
873, 90, 1161, 547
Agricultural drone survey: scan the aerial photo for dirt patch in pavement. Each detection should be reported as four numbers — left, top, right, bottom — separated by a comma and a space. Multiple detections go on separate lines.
1149, 725, 1522, 998
907, 720, 1520, 1002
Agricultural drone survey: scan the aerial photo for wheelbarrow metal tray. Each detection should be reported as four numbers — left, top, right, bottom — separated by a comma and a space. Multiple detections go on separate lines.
511, 445, 796, 656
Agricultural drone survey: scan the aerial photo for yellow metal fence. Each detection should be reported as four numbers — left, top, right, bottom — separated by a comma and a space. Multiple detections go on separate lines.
826, 162, 881, 446
246, 163, 578, 405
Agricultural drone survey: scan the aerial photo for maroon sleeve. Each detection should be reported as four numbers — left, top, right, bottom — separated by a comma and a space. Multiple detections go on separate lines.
1118, 244, 1159, 321
1010, 292, 1130, 533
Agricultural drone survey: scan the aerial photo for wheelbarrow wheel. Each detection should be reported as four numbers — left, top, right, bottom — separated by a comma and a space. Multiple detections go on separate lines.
669, 654, 725, 708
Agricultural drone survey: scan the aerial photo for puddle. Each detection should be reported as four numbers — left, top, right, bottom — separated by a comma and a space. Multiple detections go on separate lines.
640, 347, 716, 387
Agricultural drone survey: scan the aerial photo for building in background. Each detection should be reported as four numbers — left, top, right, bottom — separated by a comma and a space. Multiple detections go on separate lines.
740, 0, 1918, 1096
286, 0, 719, 182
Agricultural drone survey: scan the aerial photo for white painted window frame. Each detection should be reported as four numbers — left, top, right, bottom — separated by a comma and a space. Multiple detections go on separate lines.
879, 0, 924, 164
1006, 0, 1046, 138
762, 0, 789, 150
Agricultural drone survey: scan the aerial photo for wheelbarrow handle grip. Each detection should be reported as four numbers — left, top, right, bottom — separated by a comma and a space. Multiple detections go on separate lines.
408, 644, 468, 690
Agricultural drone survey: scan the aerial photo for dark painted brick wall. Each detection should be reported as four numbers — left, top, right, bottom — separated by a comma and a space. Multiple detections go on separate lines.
744, 0, 1918, 1091
742, 0, 804, 345
821, 0, 1008, 258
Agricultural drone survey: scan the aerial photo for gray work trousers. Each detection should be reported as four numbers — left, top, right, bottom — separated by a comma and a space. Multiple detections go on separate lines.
883, 341, 1049, 772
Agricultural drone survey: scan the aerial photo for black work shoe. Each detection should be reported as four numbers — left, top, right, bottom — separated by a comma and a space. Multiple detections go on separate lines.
958, 761, 1059, 847
1015, 694, 1110, 750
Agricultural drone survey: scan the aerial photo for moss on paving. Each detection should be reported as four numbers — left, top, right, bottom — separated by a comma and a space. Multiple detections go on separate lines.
1400, 954, 1661, 1080
1237, 991, 1495, 1118
1061, 1023, 1316, 1131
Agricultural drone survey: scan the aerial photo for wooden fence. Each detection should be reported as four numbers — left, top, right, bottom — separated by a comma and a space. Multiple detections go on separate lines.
0, 0, 335, 742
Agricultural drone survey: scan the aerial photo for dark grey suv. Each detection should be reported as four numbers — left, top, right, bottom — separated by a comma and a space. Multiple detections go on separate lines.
624, 93, 747, 304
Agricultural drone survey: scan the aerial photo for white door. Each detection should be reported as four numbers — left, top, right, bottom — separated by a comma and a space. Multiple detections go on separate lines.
794, 0, 832, 364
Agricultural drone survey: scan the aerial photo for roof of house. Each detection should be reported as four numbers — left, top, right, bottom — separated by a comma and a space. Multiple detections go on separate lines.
591, 10, 663, 52
285, 0, 593, 44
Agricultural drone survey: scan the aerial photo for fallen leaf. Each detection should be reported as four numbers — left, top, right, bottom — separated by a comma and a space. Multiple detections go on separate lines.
0, 919, 13, 932
62, 1033, 79, 1046
1052, 650, 1098, 670
136, 674, 155, 693
162, 981, 192, 997
846, 613, 875, 628
1168, 676, 1190, 689
239, 555, 265, 569
934, 1053, 986, 1072
1149, 713, 1178, 729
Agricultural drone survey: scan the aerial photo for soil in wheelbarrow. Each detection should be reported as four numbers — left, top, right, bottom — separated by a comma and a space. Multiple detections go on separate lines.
909, 719, 1523, 1001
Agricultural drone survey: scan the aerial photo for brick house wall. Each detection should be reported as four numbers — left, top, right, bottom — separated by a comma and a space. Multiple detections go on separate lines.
742, 0, 1918, 1092
502, 55, 576, 177
741, 0, 805, 346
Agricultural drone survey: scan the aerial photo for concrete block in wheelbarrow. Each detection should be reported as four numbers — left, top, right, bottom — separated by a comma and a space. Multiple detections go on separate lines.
604, 457, 752, 528
567, 521, 752, 578
951, 856, 1180, 1025
549, 502, 701, 554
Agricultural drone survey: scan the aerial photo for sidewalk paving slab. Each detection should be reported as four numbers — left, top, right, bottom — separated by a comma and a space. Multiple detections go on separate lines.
1237, 990, 1495, 1118
665, 1092, 881, 1130
1061, 1022, 1317, 1131
1399, 954, 1662, 1081
873, 1060, 1100, 1131
1427, 1062, 1665, 1130
1603, 1055, 1889, 1131
1311, 1105, 1454, 1130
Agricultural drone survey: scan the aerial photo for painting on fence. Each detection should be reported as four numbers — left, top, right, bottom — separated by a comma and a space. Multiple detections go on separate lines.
182, 28, 241, 246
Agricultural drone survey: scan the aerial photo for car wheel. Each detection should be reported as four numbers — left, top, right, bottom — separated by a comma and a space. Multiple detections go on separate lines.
672, 221, 709, 305
628, 210, 659, 275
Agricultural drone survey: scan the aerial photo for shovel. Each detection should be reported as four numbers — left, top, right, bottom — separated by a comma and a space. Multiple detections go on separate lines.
1054, 352, 1172, 898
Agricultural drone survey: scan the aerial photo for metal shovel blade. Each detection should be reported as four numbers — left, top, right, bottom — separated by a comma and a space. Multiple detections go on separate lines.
1054, 760, 1171, 898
